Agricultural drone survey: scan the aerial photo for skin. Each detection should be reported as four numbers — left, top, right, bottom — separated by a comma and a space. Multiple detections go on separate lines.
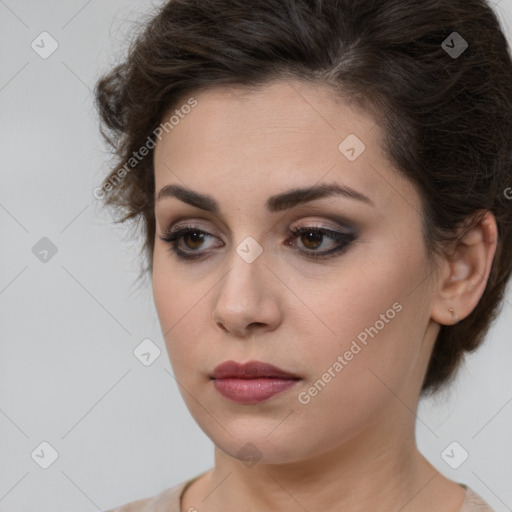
151, 79, 497, 512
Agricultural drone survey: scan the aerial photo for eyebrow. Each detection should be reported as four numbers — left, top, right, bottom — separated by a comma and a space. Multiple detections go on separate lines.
155, 182, 373, 212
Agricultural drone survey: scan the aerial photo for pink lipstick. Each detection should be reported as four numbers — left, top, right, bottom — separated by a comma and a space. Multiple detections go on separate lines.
210, 360, 301, 405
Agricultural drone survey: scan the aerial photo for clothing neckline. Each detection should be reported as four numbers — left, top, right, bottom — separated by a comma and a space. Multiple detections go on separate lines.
178, 472, 474, 511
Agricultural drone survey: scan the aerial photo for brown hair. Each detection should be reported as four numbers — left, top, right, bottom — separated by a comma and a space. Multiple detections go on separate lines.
94, 0, 512, 393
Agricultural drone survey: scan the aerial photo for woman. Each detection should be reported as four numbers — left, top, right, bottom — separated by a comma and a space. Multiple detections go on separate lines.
95, 0, 512, 510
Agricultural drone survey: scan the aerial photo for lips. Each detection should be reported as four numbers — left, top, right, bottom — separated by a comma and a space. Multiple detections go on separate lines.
210, 360, 300, 380
210, 360, 301, 404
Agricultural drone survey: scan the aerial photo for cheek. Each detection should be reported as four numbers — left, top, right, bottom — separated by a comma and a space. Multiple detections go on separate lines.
289, 299, 424, 452
152, 258, 215, 380
298, 237, 429, 401
152, 247, 205, 333
152, 256, 192, 363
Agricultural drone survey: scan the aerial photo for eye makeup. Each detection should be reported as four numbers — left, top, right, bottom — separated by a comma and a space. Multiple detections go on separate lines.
158, 220, 357, 261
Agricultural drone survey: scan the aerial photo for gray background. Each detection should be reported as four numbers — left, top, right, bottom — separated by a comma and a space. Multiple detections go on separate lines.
0, 1, 511, 511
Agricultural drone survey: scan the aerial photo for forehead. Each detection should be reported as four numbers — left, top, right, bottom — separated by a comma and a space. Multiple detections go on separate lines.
155, 79, 379, 157
153, 79, 416, 217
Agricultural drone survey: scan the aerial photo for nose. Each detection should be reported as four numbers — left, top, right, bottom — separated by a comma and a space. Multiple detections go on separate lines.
211, 248, 283, 337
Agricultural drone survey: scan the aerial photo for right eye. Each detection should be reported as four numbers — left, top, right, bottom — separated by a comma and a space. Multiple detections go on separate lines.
159, 224, 222, 260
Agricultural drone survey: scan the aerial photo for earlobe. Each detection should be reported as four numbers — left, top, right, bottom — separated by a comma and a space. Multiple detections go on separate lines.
448, 307, 459, 323
431, 211, 498, 326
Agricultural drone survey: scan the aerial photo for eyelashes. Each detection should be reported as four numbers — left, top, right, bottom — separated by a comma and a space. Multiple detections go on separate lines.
286, 225, 356, 259
158, 223, 357, 261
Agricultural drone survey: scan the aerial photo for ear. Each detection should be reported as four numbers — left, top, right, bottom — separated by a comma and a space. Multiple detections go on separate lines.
431, 211, 498, 326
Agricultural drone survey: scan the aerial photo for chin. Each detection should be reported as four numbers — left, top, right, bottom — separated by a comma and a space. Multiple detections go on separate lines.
195, 412, 326, 466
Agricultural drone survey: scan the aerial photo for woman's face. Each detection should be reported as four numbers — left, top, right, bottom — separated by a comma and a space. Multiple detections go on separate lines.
152, 79, 440, 464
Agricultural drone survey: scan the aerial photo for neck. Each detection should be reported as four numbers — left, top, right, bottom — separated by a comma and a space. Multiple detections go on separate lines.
202, 413, 441, 512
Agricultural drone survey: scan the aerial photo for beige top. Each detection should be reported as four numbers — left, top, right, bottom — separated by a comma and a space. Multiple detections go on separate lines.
106, 471, 495, 512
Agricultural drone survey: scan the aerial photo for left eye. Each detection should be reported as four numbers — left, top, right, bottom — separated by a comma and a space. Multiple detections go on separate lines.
159, 224, 356, 261
286, 225, 356, 259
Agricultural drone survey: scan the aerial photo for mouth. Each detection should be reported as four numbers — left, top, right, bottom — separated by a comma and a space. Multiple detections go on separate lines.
210, 360, 302, 405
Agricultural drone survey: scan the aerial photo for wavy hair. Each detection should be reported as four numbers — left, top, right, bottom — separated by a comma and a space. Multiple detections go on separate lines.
94, 0, 512, 393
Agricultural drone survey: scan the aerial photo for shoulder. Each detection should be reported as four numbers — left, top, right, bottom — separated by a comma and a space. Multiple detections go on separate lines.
460, 485, 495, 512
105, 473, 204, 512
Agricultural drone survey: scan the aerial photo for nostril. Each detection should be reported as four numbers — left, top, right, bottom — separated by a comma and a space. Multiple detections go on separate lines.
216, 322, 228, 332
